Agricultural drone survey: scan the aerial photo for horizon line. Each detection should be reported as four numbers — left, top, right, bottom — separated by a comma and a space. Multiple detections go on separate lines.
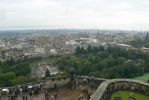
0, 27, 148, 32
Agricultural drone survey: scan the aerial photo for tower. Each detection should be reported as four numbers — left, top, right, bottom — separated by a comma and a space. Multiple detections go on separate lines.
146, 32, 149, 40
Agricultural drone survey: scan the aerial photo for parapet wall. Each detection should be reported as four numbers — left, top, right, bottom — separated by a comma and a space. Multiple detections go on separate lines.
0, 76, 70, 91
0, 76, 105, 90
77, 76, 106, 85
90, 79, 149, 100
0, 76, 149, 100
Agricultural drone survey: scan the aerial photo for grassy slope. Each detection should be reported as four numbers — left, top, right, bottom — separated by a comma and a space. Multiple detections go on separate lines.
133, 73, 149, 82
111, 91, 149, 100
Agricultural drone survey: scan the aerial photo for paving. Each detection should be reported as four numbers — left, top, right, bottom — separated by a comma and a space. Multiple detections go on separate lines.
1, 88, 88, 100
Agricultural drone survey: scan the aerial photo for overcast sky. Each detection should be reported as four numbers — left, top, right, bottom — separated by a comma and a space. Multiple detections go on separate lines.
0, 0, 149, 30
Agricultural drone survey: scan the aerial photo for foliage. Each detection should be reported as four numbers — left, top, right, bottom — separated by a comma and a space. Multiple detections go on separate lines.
0, 60, 31, 87
128, 33, 149, 48
45, 69, 51, 77
0, 72, 16, 86
56, 46, 149, 79
11, 76, 29, 85
133, 73, 149, 82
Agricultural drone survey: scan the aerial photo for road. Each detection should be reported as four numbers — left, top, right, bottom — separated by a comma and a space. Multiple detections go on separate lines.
31, 62, 60, 78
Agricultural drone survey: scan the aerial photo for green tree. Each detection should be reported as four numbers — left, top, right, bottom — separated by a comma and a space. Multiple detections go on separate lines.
87, 45, 92, 52
45, 69, 51, 77
14, 62, 31, 76
11, 76, 28, 85
0, 72, 16, 86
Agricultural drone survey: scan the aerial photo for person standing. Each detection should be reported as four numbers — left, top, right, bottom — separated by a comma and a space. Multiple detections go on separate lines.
54, 92, 58, 100
87, 92, 91, 100
77, 94, 83, 100
44, 90, 49, 100
25, 95, 28, 100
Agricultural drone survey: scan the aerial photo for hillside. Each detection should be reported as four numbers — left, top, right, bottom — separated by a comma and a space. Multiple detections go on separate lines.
44, 46, 149, 79
1, 46, 149, 87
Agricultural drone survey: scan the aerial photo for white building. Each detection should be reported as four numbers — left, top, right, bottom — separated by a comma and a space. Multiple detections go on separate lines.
35, 47, 45, 54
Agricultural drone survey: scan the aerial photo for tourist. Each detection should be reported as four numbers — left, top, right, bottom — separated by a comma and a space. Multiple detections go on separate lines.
11, 95, 15, 100
54, 92, 58, 100
23, 95, 28, 100
38, 83, 41, 90
22, 95, 25, 100
29, 90, 32, 96
45, 90, 48, 96
89, 77, 92, 85
91, 76, 95, 85
80, 94, 83, 100
77, 94, 84, 100
87, 77, 90, 84
25, 95, 28, 100
83, 76, 87, 83
87, 91, 91, 100
45, 90, 49, 100
8, 96, 11, 100
77, 96, 81, 100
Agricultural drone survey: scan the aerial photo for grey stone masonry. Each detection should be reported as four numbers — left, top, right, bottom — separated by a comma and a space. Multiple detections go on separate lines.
90, 79, 149, 100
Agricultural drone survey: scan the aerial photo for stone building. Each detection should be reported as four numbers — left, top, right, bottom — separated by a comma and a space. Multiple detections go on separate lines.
2, 48, 24, 61
0, 48, 2, 61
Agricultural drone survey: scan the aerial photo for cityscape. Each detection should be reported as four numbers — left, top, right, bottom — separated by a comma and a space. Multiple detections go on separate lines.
0, 29, 147, 61
0, 29, 148, 100
0, 0, 149, 100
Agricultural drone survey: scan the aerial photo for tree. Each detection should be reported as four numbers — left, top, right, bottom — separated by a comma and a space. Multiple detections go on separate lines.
80, 47, 86, 54
0, 72, 16, 86
45, 69, 51, 77
93, 47, 99, 52
11, 76, 28, 85
98, 46, 104, 51
7, 58, 15, 65
146, 32, 149, 40
87, 45, 92, 52
14, 62, 31, 76
75, 46, 81, 55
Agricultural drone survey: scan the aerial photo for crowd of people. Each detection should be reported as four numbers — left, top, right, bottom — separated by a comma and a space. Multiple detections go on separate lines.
0, 83, 42, 100
0, 75, 95, 100
83, 76, 95, 85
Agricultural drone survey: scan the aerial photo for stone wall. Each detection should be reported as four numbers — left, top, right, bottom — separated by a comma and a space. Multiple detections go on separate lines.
90, 79, 149, 100
0, 76, 148, 100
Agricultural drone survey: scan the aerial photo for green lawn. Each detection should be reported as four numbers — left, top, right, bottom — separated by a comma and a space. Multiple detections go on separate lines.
133, 73, 149, 82
111, 91, 149, 100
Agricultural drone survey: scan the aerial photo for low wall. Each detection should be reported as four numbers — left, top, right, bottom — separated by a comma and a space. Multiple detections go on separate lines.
1, 76, 148, 100
90, 79, 149, 100
0, 76, 70, 91
77, 76, 106, 85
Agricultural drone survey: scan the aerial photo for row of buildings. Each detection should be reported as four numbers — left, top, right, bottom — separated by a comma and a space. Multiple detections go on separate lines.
0, 31, 142, 61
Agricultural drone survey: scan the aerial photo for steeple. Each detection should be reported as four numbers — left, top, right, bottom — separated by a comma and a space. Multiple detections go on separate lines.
146, 32, 149, 40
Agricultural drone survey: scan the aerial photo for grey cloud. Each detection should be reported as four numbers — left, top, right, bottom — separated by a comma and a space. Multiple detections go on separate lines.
0, 10, 6, 20
0, 0, 149, 30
